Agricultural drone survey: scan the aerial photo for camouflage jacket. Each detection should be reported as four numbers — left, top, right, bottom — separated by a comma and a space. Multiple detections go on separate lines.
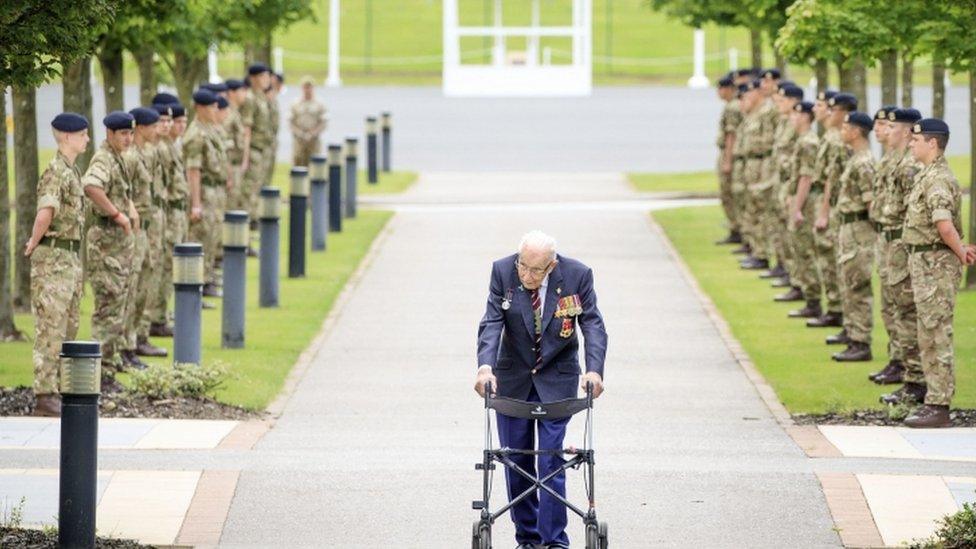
902, 156, 963, 246
36, 151, 84, 240
874, 148, 921, 228
789, 129, 819, 195
241, 90, 273, 149
158, 137, 189, 203
290, 98, 327, 142
222, 107, 247, 165
268, 95, 280, 143
83, 140, 132, 220
813, 127, 846, 188
128, 141, 161, 214
772, 116, 798, 184
716, 99, 742, 149
835, 148, 876, 214
183, 120, 227, 185
740, 108, 774, 156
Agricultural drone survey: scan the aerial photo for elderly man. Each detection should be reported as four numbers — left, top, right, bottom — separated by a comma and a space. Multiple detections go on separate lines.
475, 230, 608, 549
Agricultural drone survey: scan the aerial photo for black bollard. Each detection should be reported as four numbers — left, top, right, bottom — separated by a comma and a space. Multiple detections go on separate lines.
289, 167, 310, 278
328, 145, 343, 232
173, 243, 204, 366
309, 155, 328, 251
221, 211, 249, 349
259, 187, 281, 308
366, 116, 378, 185
345, 137, 358, 219
381, 112, 392, 173
58, 340, 101, 549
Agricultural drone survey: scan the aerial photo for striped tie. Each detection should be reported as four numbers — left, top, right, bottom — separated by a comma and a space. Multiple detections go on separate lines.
531, 288, 542, 370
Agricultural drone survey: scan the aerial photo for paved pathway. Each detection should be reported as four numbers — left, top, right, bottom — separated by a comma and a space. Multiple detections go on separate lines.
219, 173, 840, 547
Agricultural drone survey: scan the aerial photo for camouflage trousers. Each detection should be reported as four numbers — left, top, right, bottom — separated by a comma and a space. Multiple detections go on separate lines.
30, 245, 82, 395
87, 224, 134, 371
877, 235, 921, 379
138, 208, 166, 340
265, 140, 278, 184
745, 184, 773, 260
730, 159, 747, 238
125, 221, 150, 350
909, 249, 963, 406
153, 206, 189, 324
243, 146, 269, 222
813, 210, 843, 313
771, 179, 792, 267
787, 192, 821, 301
226, 164, 247, 213
189, 184, 225, 285
836, 219, 875, 343
293, 137, 320, 169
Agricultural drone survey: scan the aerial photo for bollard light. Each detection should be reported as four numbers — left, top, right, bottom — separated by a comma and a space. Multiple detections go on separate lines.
289, 167, 310, 277
366, 117, 378, 185
345, 137, 359, 219
381, 111, 392, 173
58, 340, 101, 549
309, 154, 327, 182
173, 242, 204, 366
291, 165, 311, 197
328, 144, 343, 232
222, 211, 249, 349
309, 156, 328, 251
259, 187, 281, 308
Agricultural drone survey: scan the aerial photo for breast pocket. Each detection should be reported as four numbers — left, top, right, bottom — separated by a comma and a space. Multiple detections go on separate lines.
555, 361, 580, 375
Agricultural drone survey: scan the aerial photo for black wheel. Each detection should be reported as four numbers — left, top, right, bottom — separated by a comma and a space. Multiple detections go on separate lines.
585, 523, 599, 549
599, 521, 609, 548
478, 524, 491, 549
471, 520, 480, 549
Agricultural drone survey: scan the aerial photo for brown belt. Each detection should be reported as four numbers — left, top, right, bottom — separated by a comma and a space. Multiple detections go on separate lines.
39, 236, 80, 254
908, 242, 950, 254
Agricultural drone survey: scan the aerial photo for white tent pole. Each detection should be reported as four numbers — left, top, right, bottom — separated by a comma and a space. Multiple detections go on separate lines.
326, 0, 342, 87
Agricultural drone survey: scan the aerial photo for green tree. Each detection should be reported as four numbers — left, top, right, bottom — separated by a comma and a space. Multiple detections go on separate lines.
158, 1, 240, 105
0, 0, 117, 320
96, 0, 171, 112
233, 0, 315, 71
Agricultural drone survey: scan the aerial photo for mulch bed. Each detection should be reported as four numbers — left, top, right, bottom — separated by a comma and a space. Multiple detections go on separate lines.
0, 385, 261, 421
793, 408, 976, 427
0, 527, 153, 548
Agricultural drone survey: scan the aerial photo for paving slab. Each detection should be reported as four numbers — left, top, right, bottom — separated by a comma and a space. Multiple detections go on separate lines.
818, 425, 976, 462
857, 474, 962, 547
0, 418, 239, 450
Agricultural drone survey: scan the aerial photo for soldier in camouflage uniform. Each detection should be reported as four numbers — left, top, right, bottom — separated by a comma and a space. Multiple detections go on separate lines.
185, 89, 230, 296
900, 119, 976, 428
224, 79, 249, 213
290, 75, 328, 168
738, 79, 775, 271
714, 75, 742, 245
266, 72, 283, 185
83, 111, 137, 375
870, 107, 923, 388
770, 84, 803, 301
126, 107, 168, 362
748, 69, 784, 276
730, 83, 752, 256
241, 64, 273, 222
24, 113, 90, 416
829, 112, 876, 362
808, 91, 854, 332
786, 101, 824, 319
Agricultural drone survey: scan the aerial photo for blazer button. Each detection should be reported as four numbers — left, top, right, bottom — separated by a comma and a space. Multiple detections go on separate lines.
531, 368, 538, 375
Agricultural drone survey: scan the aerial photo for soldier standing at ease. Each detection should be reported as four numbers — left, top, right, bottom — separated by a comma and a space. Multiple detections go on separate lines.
83, 112, 137, 376
24, 113, 90, 416
770, 84, 803, 301
241, 64, 273, 222
738, 79, 774, 271
290, 75, 328, 168
265, 72, 284, 185
714, 74, 742, 245
224, 79, 249, 214
829, 112, 876, 362
786, 101, 823, 319
185, 89, 231, 299
870, 108, 923, 387
899, 119, 976, 428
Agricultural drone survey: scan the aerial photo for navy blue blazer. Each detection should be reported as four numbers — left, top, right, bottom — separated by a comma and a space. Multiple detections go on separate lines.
477, 253, 608, 402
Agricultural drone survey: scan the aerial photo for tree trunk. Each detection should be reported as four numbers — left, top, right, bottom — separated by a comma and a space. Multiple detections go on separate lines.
173, 51, 208, 115
133, 47, 156, 106
62, 57, 95, 172
815, 58, 828, 93
12, 86, 37, 311
0, 89, 22, 340
852, 57, 868, 114
933, 55, 946, 119
259, 32, 273, 70
901, 52, 914, 108
837, 58, 854, 92
967, 70, 976, 288
772, 36, 786, 76
880, 49, 898, 107
749, 28, 762, 69
98, 43, 125, 112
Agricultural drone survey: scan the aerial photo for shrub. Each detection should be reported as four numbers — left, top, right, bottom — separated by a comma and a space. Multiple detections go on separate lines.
911, 502, 976, 549
127, 361, 229, 400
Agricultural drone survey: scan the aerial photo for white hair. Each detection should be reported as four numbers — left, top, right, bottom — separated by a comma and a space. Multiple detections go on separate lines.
518, 230, 557, 261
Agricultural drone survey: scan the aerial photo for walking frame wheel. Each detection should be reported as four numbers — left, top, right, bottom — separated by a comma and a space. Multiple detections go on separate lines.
585, 520, 609, 549
471, 520, 491, 549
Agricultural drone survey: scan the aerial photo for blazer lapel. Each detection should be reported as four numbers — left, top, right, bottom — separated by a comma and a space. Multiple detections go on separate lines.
541, 261, 563, 333
517, 285, 536, 338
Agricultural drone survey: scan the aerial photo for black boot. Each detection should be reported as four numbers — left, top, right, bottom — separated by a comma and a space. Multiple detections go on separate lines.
715, 230, 741, 245
826, 328, 850, 345
770, 277, 792, 288
741, 257, 769, 270
880, 382, 926, 405
807, 311, 842, 328
760, 264, 787, 279
832, 341, 872, 362
732, 244, 751, 255
789, 300, 822, 319
774, 286, 804, 302
869, 360, 905, 384
904, 404, 951, 428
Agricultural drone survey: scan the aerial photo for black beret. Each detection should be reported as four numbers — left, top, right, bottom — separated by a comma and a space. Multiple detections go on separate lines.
202, 82, 228, 93
912, 118, 950, 135
748, 78, 763, 91
874, 105, 897, 120
794, 101, 814, 114
777, 80, 796, 89
153, 103, 174, 117
151, 92, 179, 105
889, 108, 921, 124
816, 89, 838, 102
779, 85, 803, 100
763, 68, 781, 80
736, 69, 753, 78
51, 112, 89, 132
274, 72, 284, 82
103, 111, 135, 131
830, 93, 858, 110
247, 63, 270, 75
130, 107, 160, 126
844, 111, 874, 131
736, 83, 749, 97
171, 104, 186, 118
192, 89, 218, 106
718, 76, 734, 88
225, 79, 244, 90
216, 96, 229, 109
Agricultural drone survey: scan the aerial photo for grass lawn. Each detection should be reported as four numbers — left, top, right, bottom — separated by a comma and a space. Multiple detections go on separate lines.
628, 171, 715, 195
653, 203, 974, 415
0, 162, 394, 411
